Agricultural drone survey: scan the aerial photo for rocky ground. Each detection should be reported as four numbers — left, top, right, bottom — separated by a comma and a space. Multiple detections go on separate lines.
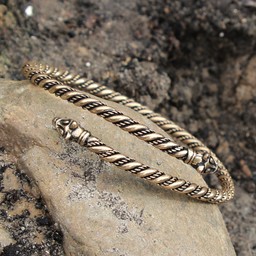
0, 0, 255, 255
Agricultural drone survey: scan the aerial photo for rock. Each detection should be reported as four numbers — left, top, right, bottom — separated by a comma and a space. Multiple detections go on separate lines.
0, 225, 14, 253
236, 55, 256, 102
0, 80, 236, 256
0, 161, 64, 255
0, 4, 16, 29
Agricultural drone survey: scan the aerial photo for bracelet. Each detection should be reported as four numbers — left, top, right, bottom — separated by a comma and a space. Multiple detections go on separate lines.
22, 62, 234, 203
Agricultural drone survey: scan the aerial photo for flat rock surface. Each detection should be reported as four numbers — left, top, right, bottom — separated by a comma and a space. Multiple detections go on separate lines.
0, 80, 235, 256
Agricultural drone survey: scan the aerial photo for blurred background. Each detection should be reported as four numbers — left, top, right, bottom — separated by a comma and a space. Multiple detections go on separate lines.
0, 0, 255, 255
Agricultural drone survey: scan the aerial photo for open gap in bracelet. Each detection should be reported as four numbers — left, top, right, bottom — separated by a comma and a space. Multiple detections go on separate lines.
204, 173, 220, 190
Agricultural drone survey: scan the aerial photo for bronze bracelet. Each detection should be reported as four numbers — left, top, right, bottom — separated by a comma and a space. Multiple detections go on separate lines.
22, 61, 235, 203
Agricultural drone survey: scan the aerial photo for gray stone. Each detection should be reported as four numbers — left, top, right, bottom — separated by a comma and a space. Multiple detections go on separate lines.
0, 225, 14, 252
0, 80, 236, 256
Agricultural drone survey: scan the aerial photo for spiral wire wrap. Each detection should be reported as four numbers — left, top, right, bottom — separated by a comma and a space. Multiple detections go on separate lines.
22, 62, 235, 203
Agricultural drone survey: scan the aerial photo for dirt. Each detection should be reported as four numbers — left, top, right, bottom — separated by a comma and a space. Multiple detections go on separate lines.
0, 0, 255, 255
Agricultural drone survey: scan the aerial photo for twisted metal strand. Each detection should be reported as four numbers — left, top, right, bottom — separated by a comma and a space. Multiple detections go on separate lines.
53, 118, 221, 202
29, 63, 206, 150
22, 62, 235, 203
22, 63, 217, 174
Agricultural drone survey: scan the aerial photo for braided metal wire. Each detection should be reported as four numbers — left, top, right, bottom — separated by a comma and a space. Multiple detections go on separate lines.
52, 117, 227, 202
22, 63, 217, 173
22, 62, 235, 203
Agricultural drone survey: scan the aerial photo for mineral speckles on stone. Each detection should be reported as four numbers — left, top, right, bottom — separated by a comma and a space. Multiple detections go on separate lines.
0, 150, 64, 256
98, 192, 144, 225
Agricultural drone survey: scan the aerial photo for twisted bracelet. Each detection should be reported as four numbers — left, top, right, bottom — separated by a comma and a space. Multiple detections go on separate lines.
22, 62, 235, 203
